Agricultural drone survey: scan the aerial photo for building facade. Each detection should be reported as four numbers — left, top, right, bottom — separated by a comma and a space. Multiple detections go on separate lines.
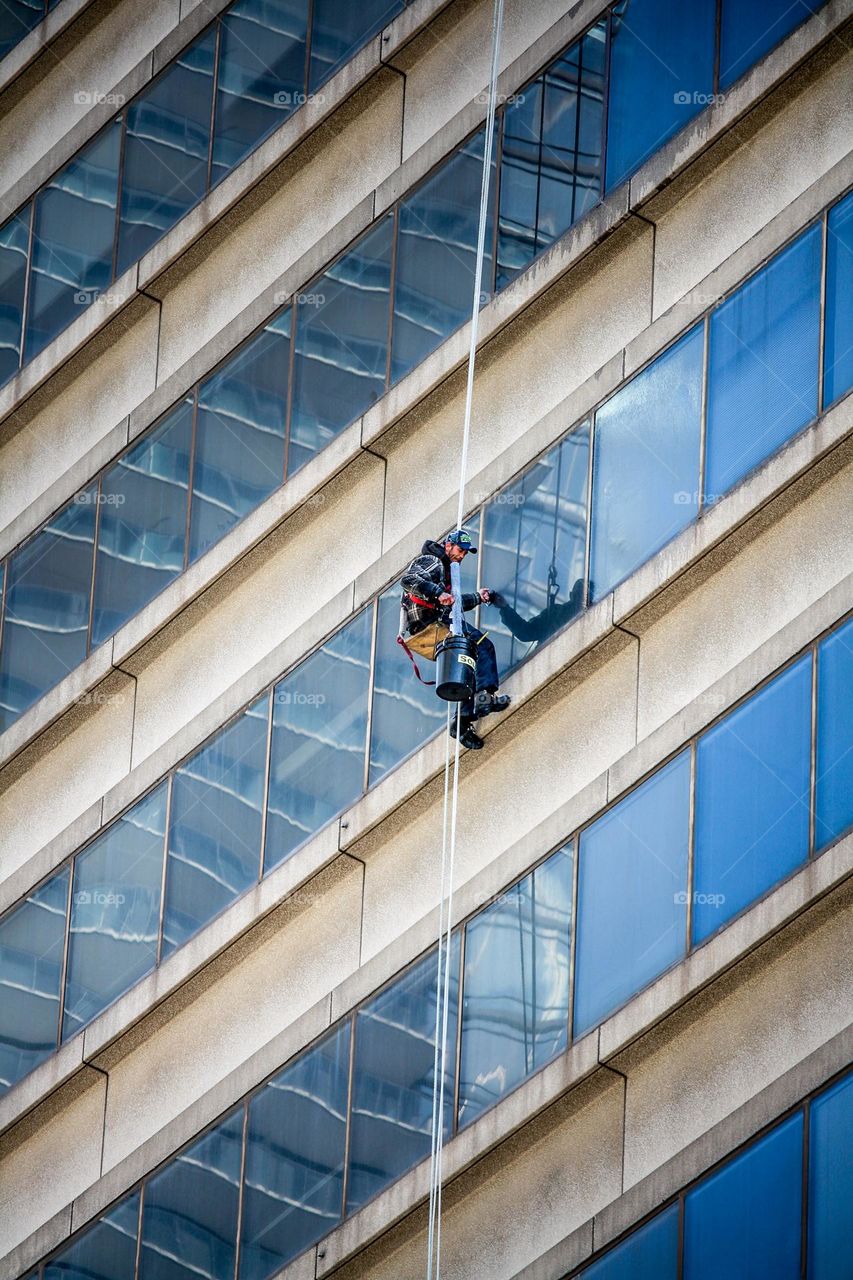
0, 0, 851, 1276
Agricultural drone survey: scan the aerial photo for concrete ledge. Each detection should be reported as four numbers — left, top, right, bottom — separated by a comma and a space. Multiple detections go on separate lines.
0, 0, 105, 101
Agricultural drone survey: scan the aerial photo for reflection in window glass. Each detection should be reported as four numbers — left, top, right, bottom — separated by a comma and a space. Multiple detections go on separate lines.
0, 0, 44, 61
591, 324, 703, 601
693, 656, 811, 944
808, 1072, 853, 1280
719, 0, 823, 90
265, 609, 372, 870
458, 846, 572, 1127
92, 398, 193, 647
190, 312, 290, 563
574, 751, 690, 1038
45, 1191, 140, 1280
580, 1202, 679, 1280
706, 223, 821, 497
162, 694, 269, 958
62, 782, 167, 1040
824, 190, 853, 408
308, 0, 405, 91
0, 867, 68, 1095
0, 207, 30, 387
239, 1023, 350, 1280
347, 937, 459, 1213
815, 615, 853, 850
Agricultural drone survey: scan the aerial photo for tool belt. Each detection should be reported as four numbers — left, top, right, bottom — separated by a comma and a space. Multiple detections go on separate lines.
403, 622, 450, 661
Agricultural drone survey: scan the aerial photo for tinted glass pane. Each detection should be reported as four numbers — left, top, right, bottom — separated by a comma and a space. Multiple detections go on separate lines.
391, 128, 495, 383
458, 846, 572, 1127
720, 0, 823, 89
117, 28, 216, 274
706, 224, 821, 497
347, 936, 459, 1213
581, 1202, 679, 1280
265, 609, 371, 870
139, 1109, 242, 1280
684, 1111, 802, 1280
574, 751, 690, 1038
308, 0, 404, 90
62, 782, 167, 1039
162, 693, 269, 957
591, 324, 703, 601
824, 191, 853, 408
290, 215, 392, 474
815, 616, 853, 850
0, 207, 30, 387
606, 0, 716, 191
211, 0, 308, 185
0, 867, 68, 1094
0, 490, 96, 733
190, 312, 290, 562
497, 77, 542, 286
0, 0, 43, 61
808, 1072, 853, 1280
24, 118, 121, 362
45, 1191, 140, 1280
693, 656, 811, 944
92, 398, 192, 647
240, 1022, 350, 1280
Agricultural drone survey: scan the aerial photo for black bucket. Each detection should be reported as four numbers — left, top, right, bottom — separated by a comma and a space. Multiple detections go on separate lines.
435, 633, 478, 701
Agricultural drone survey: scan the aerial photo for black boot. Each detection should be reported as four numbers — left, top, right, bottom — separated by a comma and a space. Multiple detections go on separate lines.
472, 690, 512, 720
449, 716, 483, 749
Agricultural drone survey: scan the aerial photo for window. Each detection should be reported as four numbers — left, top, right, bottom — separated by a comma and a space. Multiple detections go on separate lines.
308, 0, 405, 91
815, 615, 853, 850
579, 1202, 678, 1279
44, 1192, 140, 1280
824, 189, 853, 408
0, 206, 30, 386
719, 0, 824, 90
0, 0, 45, 61
808, 1072, 853, 1279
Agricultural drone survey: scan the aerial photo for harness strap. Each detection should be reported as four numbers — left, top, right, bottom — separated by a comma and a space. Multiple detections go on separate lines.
396, 633, 436, 685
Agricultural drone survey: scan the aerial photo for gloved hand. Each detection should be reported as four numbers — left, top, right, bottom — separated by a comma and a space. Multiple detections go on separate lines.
481, 589, 505, 606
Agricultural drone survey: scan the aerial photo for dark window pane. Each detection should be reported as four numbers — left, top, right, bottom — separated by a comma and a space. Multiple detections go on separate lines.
347, 937, 459, 1213
117, 28, 216, 275
62, 782, 167, 1039
190, 312, 290, 563
574, 751, 690, 1038
0, 490, 96, 733
139, 1109, 242, 1280
824, 190, 853, 408
693, 656, 811, 945
706, 223, 821, 497
289, 215, 392, 475
808, 1072, 853, 1280
497, 78, 544, 287
92, 398, 192, 647
0, 0, 44, 61
391, 128, 495, 384
591, 324, 703, 600
684, 1111, 802, 1280
0, 867, 68, 1094
458, 846, 572, 1127
720, 0, 823, 90
211, 0, 308, 185
0, 207, 30, 387
815, 615, 853, 850
265, 609, 371, 870
239, 1022, 350, 1280
581, 1202, 679, 1280
308, 0, 404, 91
24, 118, 121, 362
45, 1190, 140, 1280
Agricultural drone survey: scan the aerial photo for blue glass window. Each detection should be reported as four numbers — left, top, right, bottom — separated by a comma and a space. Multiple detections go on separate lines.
0, 0, 44, 61
24, 118, 121, 362
44, 1191, 140, 1280
139, 1110, 243, 1280
574, 751, 690, 1037
720, 0, 824, 90
62, 783, 167, 1040
290, 214, 392, 474
580, 1202, 679, 1280
92, 398, 193, 647
458, 846, 572, 1127
0, 489, 96, 734
265, 609, 372, 870
815, 615, 853, 850
117, 27, 216, 275
0, 207, 30, 387
683, 1111, 802, 1280
693, 655, 811, 944
0, 867, 68, 1095
162, 693, 269, 958
211, 0, 308, 185
190, 312, 290, 563
808, 1073, 853, 1279
239, 1022, 350, 1280
347, 937, 459, 1213
824, 191, 853, 408
606, 0, 716, 191
706, 223, 821, 497
591, 324, 703, 601
308, 0, 405, 91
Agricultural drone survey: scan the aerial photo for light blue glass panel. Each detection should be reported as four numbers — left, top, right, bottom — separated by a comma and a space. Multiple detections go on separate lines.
808, 1072, 853, 1279
816, 616, 853, 850
0, 207, 30, 387
824, 190, 853, 408
693, 656, 811, 944
45, 1190, 140, 1280
720, 0, 824, 90
581, 1202, 679, 1280
309, 0, 405, 91
590, 324, 703, 601
706, 223, 821, 497
574, 751, 690, 1038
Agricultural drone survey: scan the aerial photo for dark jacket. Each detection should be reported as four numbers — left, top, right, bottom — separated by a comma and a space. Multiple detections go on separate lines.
401, 540, 480, 634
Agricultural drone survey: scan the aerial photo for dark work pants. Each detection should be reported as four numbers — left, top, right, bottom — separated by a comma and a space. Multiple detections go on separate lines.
460, 624, 499, 719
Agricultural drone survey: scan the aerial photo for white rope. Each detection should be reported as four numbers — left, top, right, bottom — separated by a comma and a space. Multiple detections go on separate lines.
426, 1, 505, 1275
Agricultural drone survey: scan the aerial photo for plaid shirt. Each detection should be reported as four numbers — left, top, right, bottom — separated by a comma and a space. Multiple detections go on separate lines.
400, 540, 479, 634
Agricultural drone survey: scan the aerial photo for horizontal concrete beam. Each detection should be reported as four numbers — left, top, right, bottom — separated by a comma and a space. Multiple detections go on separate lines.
0, 0, 105, 102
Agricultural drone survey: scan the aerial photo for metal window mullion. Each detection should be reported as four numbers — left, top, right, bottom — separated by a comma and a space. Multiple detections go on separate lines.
110, 113, 129, 284
697, 314, 711, 511
182, 386, 200, 571
0, 549, 7, 662
569, 34, 584, 228
257, 686, 276, 883
808, 641, 818, 858
384, 205, 399, 392
362, 599, 380, 794
154, 774, 175, 966
451, 923, 466, 1136
581, 412, 595, 608
232, 1099, 251, 1280
488, 104, 504, 294
205, 20, 224, 194
817, 208, 829, 416
566, 835, 580, 1045
303, 0, 316, 101
133, 1179, 146, 1279
339, 1012, 358, 1220
282, 305, 298, 480
18, 196, 37, 371
54, 859, 75, 1051
599, 7, 613, 198
713, 0, 723, 94
85, 475, 104, 656
685, 741, 697, 954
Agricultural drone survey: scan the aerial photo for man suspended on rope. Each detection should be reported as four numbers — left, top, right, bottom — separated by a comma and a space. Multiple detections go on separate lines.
399, 528, 510, 750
